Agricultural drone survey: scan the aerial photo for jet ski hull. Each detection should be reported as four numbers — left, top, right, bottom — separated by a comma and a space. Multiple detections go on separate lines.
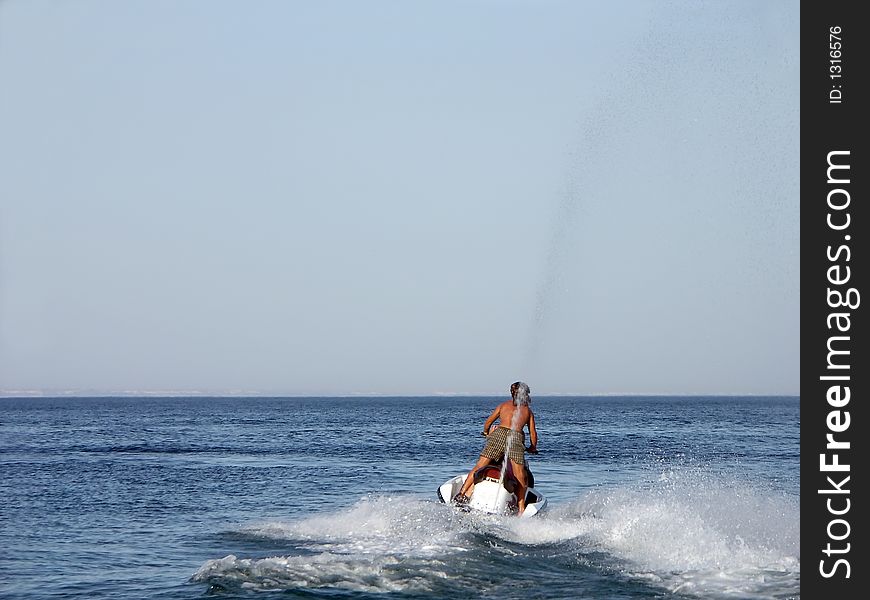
436, 470, 547, 518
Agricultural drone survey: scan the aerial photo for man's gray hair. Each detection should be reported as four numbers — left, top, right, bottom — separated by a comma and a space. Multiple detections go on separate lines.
511, 381, 531, 406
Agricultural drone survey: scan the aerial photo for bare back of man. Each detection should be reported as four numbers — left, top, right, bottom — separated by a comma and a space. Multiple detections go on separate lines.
490, 400, 531, 433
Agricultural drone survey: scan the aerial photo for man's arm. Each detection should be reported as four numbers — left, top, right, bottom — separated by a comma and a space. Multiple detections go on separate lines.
482, 406, 501, 435
528, 412, 538, 451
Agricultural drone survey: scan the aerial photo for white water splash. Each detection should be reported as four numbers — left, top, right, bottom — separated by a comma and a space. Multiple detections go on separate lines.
237, 495, 463, 556
502, 469, 800, 598
193, 471, 799, 599
192, 495, 463, 593
192, 552, 430, 593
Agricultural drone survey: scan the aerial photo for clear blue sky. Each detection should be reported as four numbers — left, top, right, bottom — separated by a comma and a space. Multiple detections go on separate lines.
0, 0, 799, 396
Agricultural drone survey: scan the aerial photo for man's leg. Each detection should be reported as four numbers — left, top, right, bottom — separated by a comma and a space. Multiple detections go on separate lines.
457, 455, 492, 499
510, 459, 528, 514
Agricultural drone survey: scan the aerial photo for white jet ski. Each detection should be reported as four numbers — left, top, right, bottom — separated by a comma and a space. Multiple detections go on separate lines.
437, 458, 547, 518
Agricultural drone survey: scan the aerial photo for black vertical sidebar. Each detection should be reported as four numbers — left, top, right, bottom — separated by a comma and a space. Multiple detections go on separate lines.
801, 2, 867, 597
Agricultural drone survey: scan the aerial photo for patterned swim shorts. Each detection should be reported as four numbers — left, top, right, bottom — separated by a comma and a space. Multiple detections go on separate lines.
481, 426, 525, 464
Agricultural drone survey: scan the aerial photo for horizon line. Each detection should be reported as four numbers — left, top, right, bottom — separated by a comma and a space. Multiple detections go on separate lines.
0, 389, 801, 398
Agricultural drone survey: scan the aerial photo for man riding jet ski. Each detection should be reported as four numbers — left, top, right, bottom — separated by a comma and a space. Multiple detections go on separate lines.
437, 382, 547, 517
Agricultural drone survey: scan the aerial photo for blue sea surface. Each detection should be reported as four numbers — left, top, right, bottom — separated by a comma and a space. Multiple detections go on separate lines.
0, 396, 799, 599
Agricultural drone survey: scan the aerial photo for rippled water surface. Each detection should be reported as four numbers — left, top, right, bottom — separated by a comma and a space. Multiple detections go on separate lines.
0, 396, 799, 599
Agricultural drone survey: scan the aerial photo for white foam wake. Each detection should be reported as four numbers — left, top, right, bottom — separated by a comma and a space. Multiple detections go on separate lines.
192, 552, 442, 593
192, 495, 465, 593
192, 471, 799, 598
236, 494, 464, 556
502, 468, 800, 598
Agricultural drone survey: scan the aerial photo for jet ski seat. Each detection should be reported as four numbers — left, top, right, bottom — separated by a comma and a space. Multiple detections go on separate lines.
472, 460, 535, 487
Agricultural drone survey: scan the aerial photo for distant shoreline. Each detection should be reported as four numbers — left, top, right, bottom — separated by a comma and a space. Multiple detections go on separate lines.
0, 392, 801, 399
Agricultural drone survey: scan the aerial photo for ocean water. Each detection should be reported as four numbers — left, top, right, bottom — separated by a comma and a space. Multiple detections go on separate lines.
0, 396, 799, 599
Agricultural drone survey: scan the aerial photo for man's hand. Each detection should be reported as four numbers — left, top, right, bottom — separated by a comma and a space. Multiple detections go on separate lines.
527, 444, 539, 454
